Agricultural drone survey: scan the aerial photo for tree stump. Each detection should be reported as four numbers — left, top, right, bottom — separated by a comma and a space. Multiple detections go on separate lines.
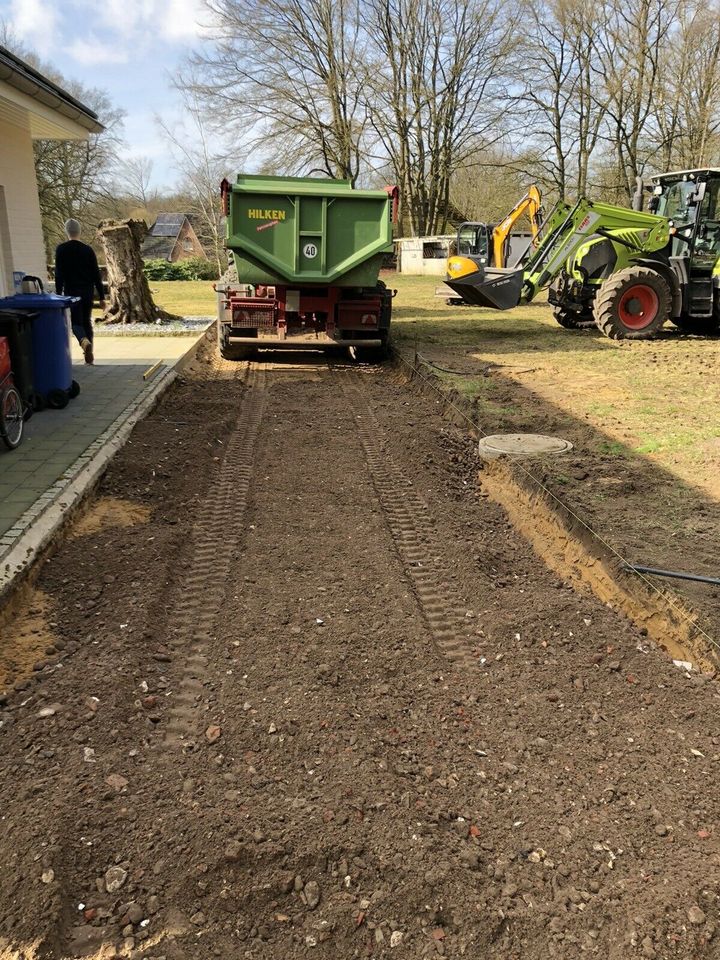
97, 219, 177, 324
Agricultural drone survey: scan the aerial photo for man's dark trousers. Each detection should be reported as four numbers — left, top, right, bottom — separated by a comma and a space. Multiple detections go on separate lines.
66, 286, 94, 344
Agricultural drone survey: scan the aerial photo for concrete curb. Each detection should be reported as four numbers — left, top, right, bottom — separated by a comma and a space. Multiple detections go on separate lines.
0, 329, 210, 604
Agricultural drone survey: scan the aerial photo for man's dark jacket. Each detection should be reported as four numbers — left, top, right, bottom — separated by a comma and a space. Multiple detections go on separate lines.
55, 240, 104, 299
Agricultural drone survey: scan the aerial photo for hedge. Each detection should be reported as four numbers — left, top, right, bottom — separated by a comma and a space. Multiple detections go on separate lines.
144, 256, 219, 281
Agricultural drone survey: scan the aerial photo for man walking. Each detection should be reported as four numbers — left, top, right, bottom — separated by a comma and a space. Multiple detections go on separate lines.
54, 219, 105, 364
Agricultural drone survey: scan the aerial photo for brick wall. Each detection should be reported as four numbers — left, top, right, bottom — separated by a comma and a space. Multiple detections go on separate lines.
170, 220, 207, 262
0, 118, 47, 296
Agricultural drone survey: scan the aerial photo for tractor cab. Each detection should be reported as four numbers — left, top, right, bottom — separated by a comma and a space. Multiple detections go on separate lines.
647, 169, 720, 322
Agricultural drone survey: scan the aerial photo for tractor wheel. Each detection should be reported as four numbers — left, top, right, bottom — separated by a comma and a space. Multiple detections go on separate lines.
220, 340, 254, 361
553, 305, 595, 329
594, 267, 670, 340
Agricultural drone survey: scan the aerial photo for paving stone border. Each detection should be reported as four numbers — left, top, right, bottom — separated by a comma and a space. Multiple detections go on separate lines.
0, 332, 209, 604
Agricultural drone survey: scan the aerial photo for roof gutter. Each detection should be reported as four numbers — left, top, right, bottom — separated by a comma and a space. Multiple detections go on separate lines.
0, 45, 104, 135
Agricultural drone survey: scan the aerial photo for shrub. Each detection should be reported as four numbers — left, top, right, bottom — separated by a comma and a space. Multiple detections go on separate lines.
143, 257, 219, 282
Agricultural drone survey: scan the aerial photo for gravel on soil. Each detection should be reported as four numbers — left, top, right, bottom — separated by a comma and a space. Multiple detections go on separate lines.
0, 347, 719, 959
93, 317, 213, 337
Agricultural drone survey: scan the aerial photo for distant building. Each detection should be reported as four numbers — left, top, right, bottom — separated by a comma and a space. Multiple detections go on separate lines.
395, 235, 456, 276
141, 214, 207, 262
0, 45, 103, 295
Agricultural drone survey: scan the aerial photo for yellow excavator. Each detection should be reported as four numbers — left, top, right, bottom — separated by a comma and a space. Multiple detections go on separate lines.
442, 186, 542, 304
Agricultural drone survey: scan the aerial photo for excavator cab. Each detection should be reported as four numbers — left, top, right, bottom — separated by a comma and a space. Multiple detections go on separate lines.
456, 222, 491, 260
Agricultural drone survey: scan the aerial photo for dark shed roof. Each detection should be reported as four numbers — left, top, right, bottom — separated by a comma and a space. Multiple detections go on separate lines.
151, 213, 186, 237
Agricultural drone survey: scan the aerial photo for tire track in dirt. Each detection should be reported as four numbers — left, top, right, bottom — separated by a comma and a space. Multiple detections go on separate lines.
163, 362, 266, 747
336, 369, 478, 667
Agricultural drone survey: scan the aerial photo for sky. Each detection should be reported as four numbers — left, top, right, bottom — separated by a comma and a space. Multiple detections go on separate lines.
0, 0, 210, 189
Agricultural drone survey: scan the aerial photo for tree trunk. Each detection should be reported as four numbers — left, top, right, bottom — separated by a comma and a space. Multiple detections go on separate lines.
97, 219, 176, 324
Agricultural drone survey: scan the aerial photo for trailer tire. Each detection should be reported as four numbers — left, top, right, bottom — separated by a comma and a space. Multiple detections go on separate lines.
349, 342, 389, 364
553, 305, 595, 329
220, 341, 254, 361
594, 267, 670, 340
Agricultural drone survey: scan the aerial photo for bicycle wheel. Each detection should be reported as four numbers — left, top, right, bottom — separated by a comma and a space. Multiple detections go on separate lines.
0, 386, 23, 449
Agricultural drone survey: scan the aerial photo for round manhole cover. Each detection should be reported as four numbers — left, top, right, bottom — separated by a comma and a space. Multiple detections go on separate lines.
478, 433, 574, 459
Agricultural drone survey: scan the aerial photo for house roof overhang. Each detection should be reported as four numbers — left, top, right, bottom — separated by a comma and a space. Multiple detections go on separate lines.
0, 45, 104, 139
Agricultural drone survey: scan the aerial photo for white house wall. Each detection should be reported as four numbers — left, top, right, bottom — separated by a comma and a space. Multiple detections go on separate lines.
0, 116, 47, 295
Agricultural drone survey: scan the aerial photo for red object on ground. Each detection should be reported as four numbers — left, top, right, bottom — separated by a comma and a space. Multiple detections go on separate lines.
0, 336, 11, 382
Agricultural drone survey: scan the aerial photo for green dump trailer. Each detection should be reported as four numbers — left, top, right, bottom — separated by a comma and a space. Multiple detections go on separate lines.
217, 174, 398, 360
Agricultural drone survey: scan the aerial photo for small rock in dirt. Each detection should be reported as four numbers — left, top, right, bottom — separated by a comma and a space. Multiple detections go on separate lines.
688, 905, 706, 925
190, 911, 206, 926
153, 651, 172, 662
608, 661, 621, 672
654, 824, 668, 837
83, 747, 97, 763
390, 931, 404, 947
125, 903, 144, 925
224, 840, 244, 862
104, 866, 128, 893
205, 724, 221, 744
304, 880, 321, 910
641, 936, 657, 958
105, 774, 128, 792
37, 704, 61, 718
268, 722, 278, 734
147, 895, 160, 915
279, 872, 294, 894
41, 868, 55, 884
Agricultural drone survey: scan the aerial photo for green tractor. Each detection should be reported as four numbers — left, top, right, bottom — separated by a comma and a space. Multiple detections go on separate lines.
445, 168, 720, 339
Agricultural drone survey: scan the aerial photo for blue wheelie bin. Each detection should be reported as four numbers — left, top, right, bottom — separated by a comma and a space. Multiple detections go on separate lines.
0, 278, 80, 410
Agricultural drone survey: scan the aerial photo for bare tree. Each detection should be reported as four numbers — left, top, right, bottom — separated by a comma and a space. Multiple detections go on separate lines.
115, 156, 157, 210
363, 0, 515, 236
653, 2, 720, 170
190, 0, 366, 183
594, 0, 678, 201
156, 86, 229, 276
511, 0, 607, 200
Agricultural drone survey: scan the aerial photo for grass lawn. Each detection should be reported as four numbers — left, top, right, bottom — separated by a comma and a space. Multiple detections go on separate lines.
149, 280, 217, 317
388, 272, 720, 502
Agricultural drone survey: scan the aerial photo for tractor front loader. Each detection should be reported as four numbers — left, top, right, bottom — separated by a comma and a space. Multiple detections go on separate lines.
446, 168, 720, 340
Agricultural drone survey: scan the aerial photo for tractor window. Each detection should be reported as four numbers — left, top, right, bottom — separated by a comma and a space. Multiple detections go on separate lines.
658, 181, 697, 221
699, 180, 720, 221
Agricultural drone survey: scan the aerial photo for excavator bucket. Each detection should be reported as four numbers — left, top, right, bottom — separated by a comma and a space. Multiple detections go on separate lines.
445, 267, 525, 311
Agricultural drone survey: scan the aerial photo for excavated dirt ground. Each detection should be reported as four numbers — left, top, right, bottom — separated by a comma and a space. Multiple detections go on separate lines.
1, 348, 720, 960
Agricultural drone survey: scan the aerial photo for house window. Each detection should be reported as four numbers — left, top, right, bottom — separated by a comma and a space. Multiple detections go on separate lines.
182, 238, 193, 253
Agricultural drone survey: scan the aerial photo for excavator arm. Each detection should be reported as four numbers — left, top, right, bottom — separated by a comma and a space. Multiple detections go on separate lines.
491, 185, 542, 267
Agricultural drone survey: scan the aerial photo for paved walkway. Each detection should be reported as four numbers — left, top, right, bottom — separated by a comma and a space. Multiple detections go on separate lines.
0, 334, 202, 541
